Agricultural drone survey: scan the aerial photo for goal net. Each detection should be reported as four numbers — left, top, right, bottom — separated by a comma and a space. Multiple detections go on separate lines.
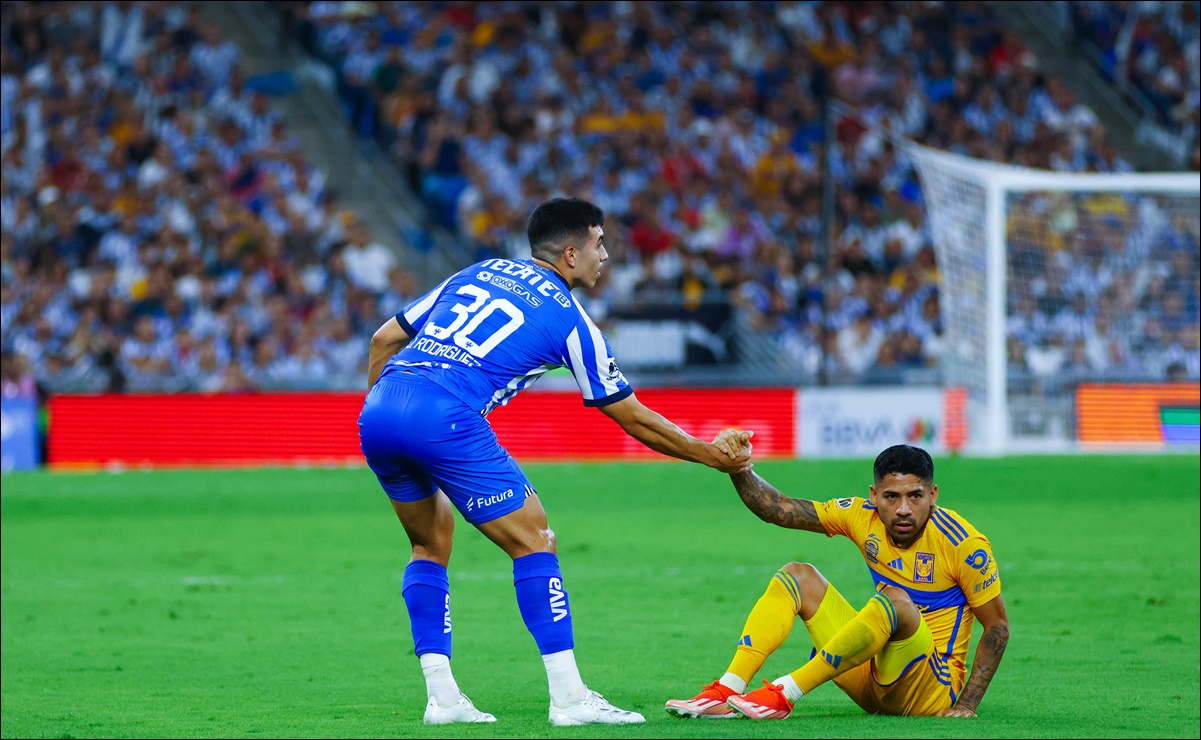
903, 142, 1200, 454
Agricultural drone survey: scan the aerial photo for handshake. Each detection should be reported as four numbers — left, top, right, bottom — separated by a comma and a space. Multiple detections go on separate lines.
710, 428, 756, 474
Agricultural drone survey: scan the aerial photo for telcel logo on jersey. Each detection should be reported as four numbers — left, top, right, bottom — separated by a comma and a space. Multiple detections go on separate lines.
466, 488, 515, 512
974, 569, 999, 593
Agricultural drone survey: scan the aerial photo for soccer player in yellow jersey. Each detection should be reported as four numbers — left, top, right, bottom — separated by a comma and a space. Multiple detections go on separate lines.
665, 440, 1009, 720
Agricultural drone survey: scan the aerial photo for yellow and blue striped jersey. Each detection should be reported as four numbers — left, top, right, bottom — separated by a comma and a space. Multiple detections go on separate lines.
814, 497, 1002, 688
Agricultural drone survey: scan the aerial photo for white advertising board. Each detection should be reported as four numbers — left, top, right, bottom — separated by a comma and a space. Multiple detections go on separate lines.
798, 387, 947, 458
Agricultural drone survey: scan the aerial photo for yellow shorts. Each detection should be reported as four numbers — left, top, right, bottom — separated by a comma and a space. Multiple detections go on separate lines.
802, 582, 958, 716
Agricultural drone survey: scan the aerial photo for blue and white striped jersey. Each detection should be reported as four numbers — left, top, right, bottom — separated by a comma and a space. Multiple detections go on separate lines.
387, 258, 632, 416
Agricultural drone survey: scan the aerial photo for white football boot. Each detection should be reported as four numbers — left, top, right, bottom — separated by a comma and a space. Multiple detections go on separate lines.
549, 689, 646, 726
423, 693, 497, 725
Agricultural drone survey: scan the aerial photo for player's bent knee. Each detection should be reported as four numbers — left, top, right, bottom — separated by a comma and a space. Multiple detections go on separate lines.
880, 586, 913, 610
782, 561, 825, 585
880, 586, 921, 636
782, 562, 829, 614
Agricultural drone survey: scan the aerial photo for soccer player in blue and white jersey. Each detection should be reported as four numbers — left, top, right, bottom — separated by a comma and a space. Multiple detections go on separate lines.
359, 198, 752, 726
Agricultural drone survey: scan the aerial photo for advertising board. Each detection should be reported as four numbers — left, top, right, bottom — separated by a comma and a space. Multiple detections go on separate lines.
797, 387, 962, 458
47, 388, 797, 468
1076, 384, 1200, 448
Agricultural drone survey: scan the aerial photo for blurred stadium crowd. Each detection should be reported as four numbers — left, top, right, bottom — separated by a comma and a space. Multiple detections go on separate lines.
1070, 0, 1199, 149
1, 0, 1198, 398
2, 1, 420, 393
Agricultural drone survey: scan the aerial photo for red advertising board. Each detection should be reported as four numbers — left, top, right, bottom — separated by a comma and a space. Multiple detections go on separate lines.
47, 389, 796, 469
490, 388, 795, 460
48, 393, 366, 468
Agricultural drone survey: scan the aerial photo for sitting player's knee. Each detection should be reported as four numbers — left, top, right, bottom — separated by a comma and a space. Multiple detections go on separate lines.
879, 587, 921, 634
880, 586, 912, 610
782, 561, 824, 585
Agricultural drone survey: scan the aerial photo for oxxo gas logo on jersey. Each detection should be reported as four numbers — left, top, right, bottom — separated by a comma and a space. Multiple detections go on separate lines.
477, 270, 544, 308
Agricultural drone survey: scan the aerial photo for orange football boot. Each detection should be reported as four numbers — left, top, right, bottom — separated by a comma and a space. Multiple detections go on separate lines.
664, 681, 738, 719
726, 680, 794, 720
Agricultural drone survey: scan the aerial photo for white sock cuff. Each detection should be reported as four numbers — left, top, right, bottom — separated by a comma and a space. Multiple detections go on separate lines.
774, 674, 804, 703
419, 653, 450, 670
541, 648, 576, 672
719, 672, 748, 694
543, 649, 587, 705
420, 653, 460, 704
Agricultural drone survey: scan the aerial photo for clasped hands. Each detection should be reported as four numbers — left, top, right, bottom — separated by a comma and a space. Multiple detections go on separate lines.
711, 428, 755, 474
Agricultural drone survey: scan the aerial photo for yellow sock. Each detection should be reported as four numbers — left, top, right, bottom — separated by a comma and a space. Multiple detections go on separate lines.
790, 592, 897, 694
725, 570, 803, 684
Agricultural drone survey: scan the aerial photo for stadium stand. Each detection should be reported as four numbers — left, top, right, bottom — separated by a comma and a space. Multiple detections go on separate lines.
2, 1, 1198, 397
1, 1, 421, 392
274, 0, 1197, 384
1070, 0, 1199, 153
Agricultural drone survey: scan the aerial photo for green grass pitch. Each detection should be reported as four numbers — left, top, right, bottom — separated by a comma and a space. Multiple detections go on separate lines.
2, 455, 1199, 739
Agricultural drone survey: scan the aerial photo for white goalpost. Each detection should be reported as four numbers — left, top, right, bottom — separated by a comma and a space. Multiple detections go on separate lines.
902, 142, 1200, 455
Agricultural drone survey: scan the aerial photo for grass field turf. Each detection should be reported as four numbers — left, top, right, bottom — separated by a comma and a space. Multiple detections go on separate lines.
2, 455, 1198, 739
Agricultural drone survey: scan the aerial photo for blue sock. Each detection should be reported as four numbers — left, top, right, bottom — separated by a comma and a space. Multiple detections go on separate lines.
513, 552, 574, 654
401, 560, 452, 658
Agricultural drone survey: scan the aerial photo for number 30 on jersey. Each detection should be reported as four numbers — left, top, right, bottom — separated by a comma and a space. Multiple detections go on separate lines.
423, 284, 526, 359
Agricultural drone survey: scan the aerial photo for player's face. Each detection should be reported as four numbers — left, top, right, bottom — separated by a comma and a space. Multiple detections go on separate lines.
869, 473, 938, 548
568, 225, 608, 289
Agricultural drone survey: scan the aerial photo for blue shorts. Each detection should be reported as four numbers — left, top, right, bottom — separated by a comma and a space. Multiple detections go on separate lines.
358, 371, 535, 525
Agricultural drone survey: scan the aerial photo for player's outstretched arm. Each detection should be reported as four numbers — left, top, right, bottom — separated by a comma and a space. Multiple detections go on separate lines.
728, 468, 828, 533
712, 428, 828, 533
367, 317, 412, 389
941, 594, 1009, 718
598, 394, 752, 474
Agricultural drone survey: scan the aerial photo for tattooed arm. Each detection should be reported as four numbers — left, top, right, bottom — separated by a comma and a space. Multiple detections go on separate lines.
729, 470, 829, 533
942, 594, 1010, 717
709, 429, 828, 533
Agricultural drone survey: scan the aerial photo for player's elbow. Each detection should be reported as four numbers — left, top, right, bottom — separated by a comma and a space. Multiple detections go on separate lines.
369, 330, 390, 351
371, 319, 410, 351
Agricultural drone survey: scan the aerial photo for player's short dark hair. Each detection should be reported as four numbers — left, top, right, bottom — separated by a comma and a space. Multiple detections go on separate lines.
527, 198, 604, 263
873, 445, 934, 483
